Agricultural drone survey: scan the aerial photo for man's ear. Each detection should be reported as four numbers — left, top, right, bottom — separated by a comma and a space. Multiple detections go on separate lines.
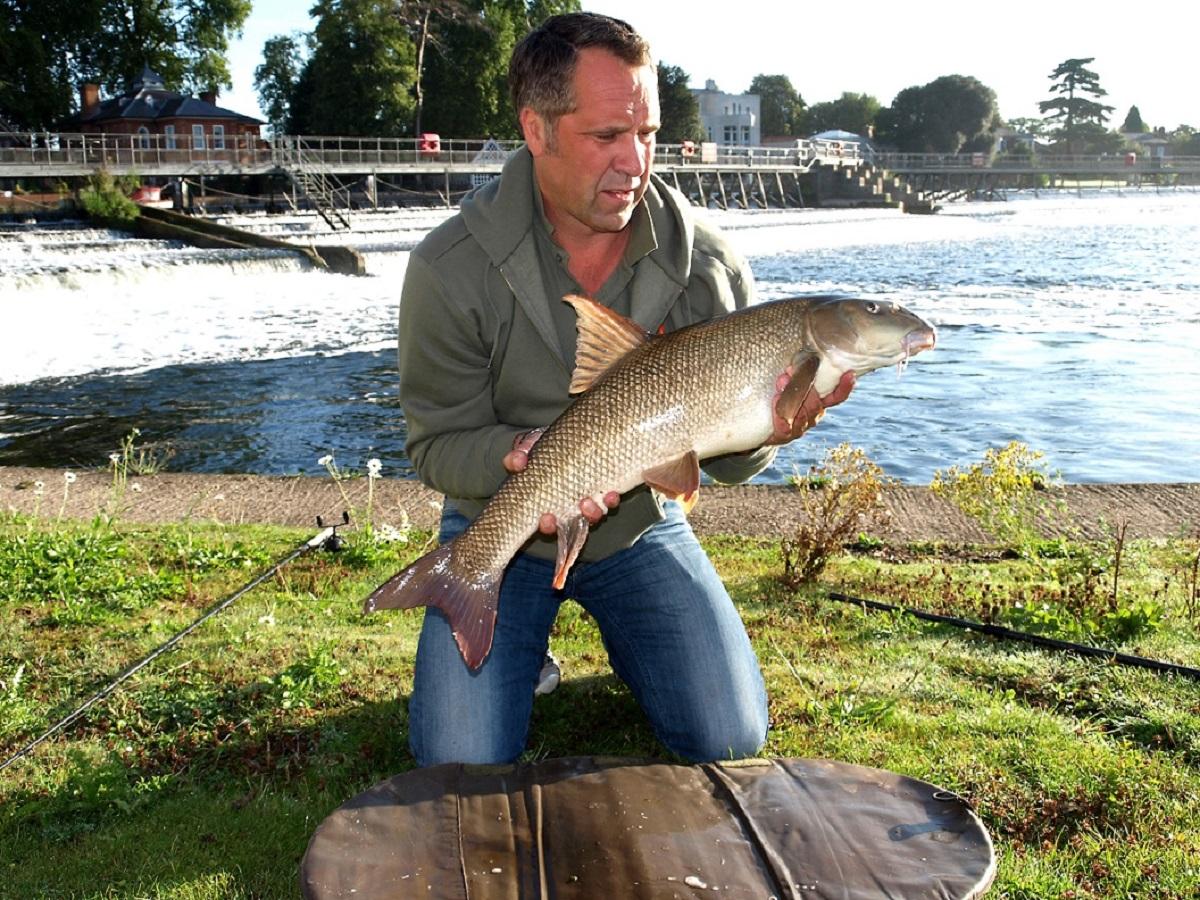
520, 107, 552, 157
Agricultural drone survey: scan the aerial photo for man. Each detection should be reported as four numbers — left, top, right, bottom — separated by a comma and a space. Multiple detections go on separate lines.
397, 12, 851, 767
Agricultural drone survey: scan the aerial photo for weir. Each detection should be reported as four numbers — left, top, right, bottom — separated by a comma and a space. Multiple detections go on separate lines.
129, 206, 367, 275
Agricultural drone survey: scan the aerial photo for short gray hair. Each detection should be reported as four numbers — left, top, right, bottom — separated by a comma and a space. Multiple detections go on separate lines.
509, 12, 652, 130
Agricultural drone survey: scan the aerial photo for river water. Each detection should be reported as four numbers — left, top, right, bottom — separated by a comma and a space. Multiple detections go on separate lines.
1, 189, 1197, 484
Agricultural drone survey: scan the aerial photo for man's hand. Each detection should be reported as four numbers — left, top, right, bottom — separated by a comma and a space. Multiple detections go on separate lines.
764, 370, 856, 446
504, 428, 620, 535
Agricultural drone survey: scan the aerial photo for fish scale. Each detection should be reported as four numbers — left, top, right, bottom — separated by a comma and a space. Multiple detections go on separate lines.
365, 295, 936, 668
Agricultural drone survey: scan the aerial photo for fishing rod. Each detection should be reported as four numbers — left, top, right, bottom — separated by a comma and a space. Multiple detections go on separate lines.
828, 590, 1200, 681
0, 515, 350, 775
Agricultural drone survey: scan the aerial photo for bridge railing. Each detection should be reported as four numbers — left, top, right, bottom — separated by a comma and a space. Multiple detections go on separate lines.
0, 131, 274, 168
874, 151, 1200, 171
0, 132, 868, 172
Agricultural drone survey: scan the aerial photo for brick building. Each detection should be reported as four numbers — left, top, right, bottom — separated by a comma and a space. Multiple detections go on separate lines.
70, 65, 262, 151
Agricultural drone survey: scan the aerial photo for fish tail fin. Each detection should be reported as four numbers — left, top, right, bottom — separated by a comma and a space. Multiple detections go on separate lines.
363, 542, 501, 670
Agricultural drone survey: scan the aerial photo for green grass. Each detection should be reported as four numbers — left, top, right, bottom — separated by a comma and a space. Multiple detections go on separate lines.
2, 515, 1199, 898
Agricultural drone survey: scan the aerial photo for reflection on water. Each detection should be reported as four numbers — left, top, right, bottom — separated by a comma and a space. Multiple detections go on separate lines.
0, 352, 412, 477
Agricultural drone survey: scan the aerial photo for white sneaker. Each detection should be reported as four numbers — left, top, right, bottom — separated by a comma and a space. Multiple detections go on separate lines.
535, 652, 561, 696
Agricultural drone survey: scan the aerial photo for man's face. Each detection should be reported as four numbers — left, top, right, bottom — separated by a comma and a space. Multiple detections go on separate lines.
523, 47, 660, 241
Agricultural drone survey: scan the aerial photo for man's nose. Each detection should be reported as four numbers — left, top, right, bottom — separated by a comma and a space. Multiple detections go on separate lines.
612, 133, 647, 175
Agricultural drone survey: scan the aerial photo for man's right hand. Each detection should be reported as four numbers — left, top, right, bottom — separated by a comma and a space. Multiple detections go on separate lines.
504, 428, 619, 534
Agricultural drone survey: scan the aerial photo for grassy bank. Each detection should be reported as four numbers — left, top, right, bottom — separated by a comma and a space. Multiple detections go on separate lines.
1, 511, 1199, 899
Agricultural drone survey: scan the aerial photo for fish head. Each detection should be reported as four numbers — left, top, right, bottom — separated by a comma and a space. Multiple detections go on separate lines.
804, 296, 936, 377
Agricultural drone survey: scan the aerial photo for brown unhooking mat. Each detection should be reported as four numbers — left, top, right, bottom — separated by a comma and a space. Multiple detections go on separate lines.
302, 756, 996, 899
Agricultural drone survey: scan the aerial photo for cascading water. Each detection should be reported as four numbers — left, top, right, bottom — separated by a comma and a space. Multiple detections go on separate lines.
1, 194, 1198, 482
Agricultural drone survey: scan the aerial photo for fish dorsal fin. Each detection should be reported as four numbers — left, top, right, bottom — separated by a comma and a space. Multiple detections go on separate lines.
563, 293, 650, 394
643, 450, 701, 504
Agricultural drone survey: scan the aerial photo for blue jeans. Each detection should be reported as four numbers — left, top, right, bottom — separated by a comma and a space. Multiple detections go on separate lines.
408, 502, 768, 766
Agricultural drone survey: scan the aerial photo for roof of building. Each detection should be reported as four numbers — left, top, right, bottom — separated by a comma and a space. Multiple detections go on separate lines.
72, 65, 262, 126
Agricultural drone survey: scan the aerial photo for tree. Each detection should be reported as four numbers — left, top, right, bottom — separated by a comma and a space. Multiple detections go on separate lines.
805, 92, 880, 136
265, 0, 579, 139
0, 0, 251, 131
748, 74, 805, 138
254, 34, 305, 136
1006, 117, 1047, 138
1120, 104, 1147, 133
656, 63, 703, 143
289, 0, 417, 136
875, 75, 999, 153
1039, 57, 1114, 151
1168, 125, 1200, 155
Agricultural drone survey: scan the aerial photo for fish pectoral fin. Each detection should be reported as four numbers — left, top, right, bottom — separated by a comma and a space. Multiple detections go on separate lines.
775, 354, 822, 429
552, 514, 590, 590
563, 293, 650, 394
643, 450, 701, 505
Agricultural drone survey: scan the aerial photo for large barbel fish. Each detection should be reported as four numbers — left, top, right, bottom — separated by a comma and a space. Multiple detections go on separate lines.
365, 294, 936, 668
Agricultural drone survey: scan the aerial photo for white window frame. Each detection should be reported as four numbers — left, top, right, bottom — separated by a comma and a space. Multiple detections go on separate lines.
212, 124, 225, 150
164, 124, 176, 150
192, 123, 205, 150
136, 126, 150, 149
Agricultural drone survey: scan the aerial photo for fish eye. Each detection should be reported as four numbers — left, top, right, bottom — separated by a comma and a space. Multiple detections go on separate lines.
864, 301, 880, 314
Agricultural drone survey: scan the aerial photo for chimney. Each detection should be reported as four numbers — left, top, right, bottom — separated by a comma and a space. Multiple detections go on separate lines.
200, 89, 217, 106
80, 83, 100, 115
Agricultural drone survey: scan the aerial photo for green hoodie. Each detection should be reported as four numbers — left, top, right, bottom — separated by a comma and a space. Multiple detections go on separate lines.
397, 146, 776, 562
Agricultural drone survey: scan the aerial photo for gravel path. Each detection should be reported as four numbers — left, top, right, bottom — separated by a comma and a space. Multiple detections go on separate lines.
4, 466, 1197, 544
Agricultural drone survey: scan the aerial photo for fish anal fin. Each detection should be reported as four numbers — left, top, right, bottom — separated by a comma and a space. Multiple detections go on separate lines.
775, 354, 821, 428
643, 450, 701, 505
363, 542, 500, 670
563, 293, 650, 394
553, 514, 590, 590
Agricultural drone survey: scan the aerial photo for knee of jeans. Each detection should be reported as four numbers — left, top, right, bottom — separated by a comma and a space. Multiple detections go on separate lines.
410, 724, 523, 768
666, 706, 768, 763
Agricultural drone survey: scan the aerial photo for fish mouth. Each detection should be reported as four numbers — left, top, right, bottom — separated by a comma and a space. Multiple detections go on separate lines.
902, 327, 937, 356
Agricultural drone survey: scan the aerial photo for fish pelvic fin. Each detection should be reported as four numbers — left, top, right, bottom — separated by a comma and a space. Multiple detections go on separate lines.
363, 542, 500, 670
563, 294, 650, 394
553, 514, 590, 590
643, 450, 701, 507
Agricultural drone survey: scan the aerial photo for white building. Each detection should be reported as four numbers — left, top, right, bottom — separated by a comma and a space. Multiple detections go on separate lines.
690, 80, 760, 147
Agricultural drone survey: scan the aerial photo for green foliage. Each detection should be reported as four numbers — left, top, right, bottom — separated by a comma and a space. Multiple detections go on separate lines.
289, 0, 418, 136
931, 441, 1058, 555
1039, 57, 1116, 151
420, 2, 525, 139
4, 520, 1200, 896
781, 443, 895, 585
749, 73, 806, 137
253, 34, 305, 135
0, 0, 251, 130
1121, 104, 1147, 133
876, 74, 999, 153
78, 171, 140, 226
273, 0, 580, 138
656, 63, 704, 143
804, 92, 880, 136
269, 643, 347, 710
0, 525, 183, 625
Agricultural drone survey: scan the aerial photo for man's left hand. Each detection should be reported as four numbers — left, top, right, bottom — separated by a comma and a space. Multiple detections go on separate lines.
764, 370, 856, 446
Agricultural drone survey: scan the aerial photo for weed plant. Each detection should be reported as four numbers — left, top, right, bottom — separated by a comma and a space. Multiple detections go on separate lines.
78, 170, 140, 226
781, 442, 895, 584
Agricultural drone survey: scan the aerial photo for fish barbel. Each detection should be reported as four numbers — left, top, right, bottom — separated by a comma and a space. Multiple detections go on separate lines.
365, 294, 936, 668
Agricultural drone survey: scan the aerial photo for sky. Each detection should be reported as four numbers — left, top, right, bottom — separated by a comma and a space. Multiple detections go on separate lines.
222, 0, 1195, 133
